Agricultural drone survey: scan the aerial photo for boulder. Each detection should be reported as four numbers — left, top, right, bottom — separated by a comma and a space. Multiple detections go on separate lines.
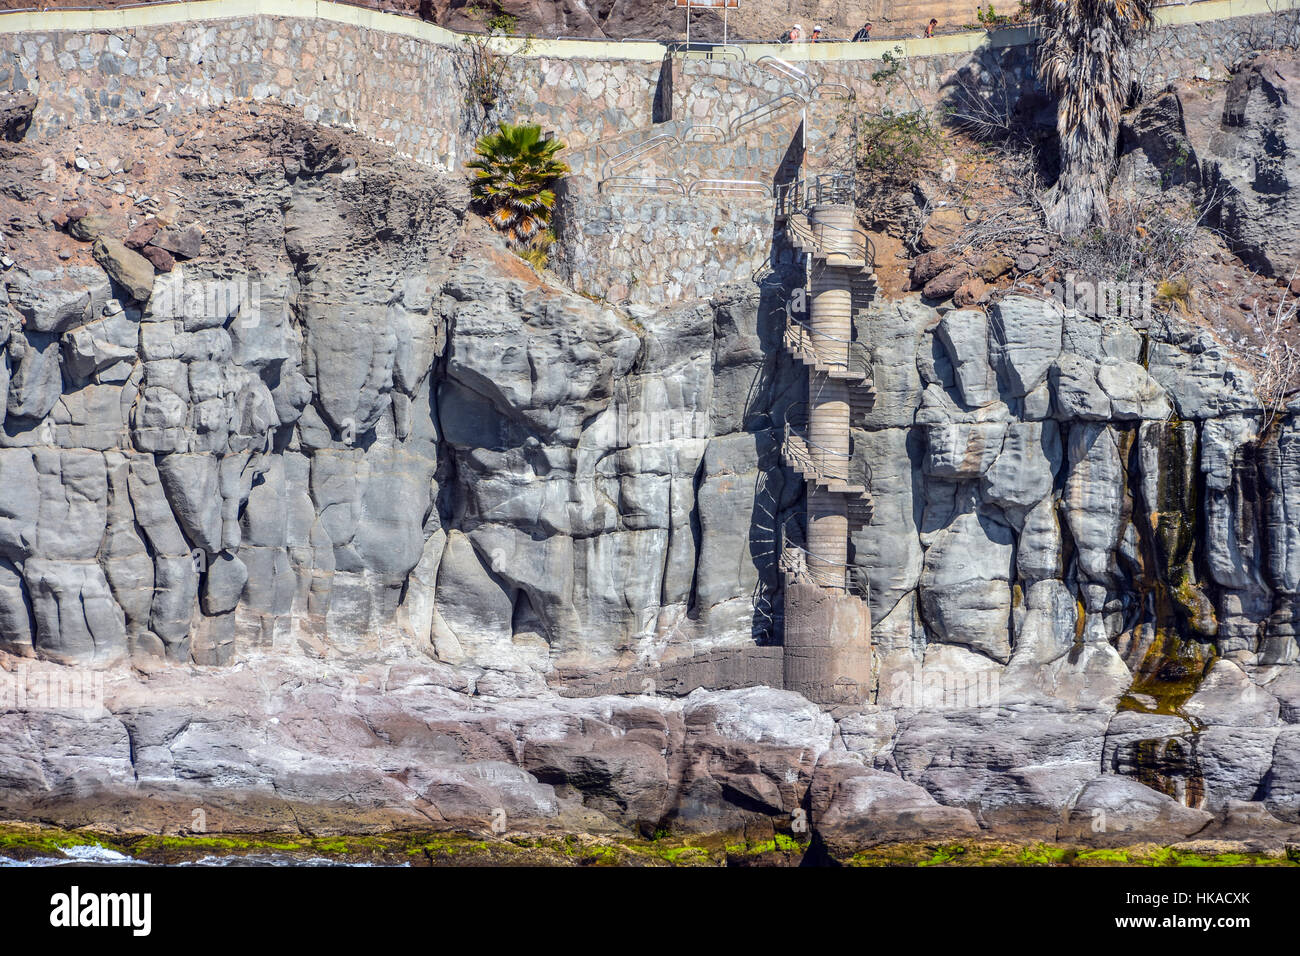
141, 245, 176, 273
918, 508, 1015, 662
810, 754, 979, 856
92, 236, 156, 302
921, 265, 968, 300
124, 221, 159, 250
977, 253, 1014, 281
988, 295, 1063, 397
1117, 86, 1202, 197
24, 558, 128, 663
152, 224, 203, 260
1061, 776, 1213, 845
919, 205, 965, 250
68, 213, 115, 243
935, 307, 997, 407
952, 275, 988, 308
910, 249, 952, 287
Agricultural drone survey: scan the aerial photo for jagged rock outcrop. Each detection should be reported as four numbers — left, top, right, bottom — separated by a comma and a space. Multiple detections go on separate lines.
1202, 55, 1300, 277
1116, 86, 1202, 199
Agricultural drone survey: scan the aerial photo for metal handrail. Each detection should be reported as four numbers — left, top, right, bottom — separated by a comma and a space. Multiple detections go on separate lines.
601, 132, 677, 177
807, 172, 857, 205
598, 176, 687, 196
683, 124, 726, 142
778, 537, 871, 597
783, 403, 873, 488
784, 312, 873, 380
727, 92, 805, 139
667, 41, 746, 60
783, 428, 849, 485
848, 563, 871, 598
812, 81, 854, 98
597, 174, 775, 198
688, 179, 771, 198
754, 55, 812, 90
785, 307, 856, 345
597, 83, 804, 180
776, 172, 856, 215
784, 211, 874, 267
783, 404, 852, 482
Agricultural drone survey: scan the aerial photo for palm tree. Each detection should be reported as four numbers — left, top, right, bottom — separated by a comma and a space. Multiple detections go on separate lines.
466, 121, 570, 250
1031, 0, 1154, 236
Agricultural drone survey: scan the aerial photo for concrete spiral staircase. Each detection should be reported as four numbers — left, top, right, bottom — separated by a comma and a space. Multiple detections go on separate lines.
775, 178, 877, 707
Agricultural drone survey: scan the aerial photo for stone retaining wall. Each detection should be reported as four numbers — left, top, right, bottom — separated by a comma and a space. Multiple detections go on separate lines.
555, 192, 782, 304
0, 0, 1296, 305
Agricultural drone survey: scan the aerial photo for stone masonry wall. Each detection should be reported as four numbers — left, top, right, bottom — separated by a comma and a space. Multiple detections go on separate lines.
0, 3, 1295, 309
1, 5, 1291, 167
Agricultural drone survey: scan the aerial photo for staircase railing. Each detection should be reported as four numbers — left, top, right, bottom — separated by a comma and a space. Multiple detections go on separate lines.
778, 517, 872, 597
601, 133, 678, 178
667, 41, 746, 60
784, 312, 874, 382
597, 86, 810, 187
784, 403, 874, 488
598, 175, 687, 196
683, 124, 727, 143
727, 92, 805, 139
783, 402, 857, 486
754, 55, 812, 92
785, 213, 874, 267
776, 172, 856, 217
688, 179, 770, 199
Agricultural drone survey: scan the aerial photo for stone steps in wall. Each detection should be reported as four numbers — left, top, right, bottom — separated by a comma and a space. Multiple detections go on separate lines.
821, 477, 868, 496
848, 388, 877, 417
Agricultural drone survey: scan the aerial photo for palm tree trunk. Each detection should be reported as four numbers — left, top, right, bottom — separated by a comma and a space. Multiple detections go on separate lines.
1032, 0, 1152, 237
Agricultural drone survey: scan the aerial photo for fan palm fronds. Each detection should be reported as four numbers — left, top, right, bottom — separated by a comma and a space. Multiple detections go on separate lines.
466, 121, 570, 254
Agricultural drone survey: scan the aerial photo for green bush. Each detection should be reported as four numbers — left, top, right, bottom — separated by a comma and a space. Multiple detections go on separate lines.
857, 108, 942, 184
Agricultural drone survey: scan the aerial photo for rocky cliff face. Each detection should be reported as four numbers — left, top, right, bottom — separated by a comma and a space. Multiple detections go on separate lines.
4, 87, 1300, 856
859, 292, 1295, 674
0, 106, 801, 691
1202, 55, 1300, 277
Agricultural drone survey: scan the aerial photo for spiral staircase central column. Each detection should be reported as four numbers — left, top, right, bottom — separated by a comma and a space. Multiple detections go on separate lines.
778, 178, 874, 707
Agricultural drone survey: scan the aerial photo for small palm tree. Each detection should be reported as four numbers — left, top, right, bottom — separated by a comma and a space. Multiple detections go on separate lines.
466, 121, 570, 252
1031, 0, 1154, 236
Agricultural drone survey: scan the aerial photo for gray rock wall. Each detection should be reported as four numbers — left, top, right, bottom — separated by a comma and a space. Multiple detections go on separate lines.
2, 119, 466, 669
0, 112, 808, 697
5, 4, 1300, 844
853, 290, 1300, 717
10, 110, 1300, 718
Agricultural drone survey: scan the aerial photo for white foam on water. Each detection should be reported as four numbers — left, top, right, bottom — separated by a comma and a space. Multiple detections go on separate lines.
2, 844, 411, 867
0, 844, 142, 867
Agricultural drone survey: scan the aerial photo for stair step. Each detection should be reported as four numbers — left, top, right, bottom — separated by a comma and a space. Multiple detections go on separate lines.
823, 253, 869, 271
822, 479, 868, 496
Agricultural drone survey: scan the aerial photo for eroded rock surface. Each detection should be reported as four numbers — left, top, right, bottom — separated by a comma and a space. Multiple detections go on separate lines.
4, 97, 1300, 857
